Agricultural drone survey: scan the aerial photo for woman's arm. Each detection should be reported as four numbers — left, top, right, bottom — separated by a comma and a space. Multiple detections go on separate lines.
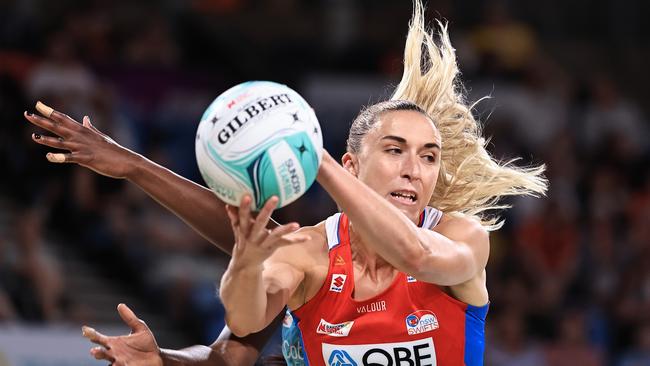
316, 150, 489, 286
219, 196, 309, 337
25, 102, 234, 252
84, 303, 283, 366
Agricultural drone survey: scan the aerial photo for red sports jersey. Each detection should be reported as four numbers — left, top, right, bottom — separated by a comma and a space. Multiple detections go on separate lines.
281, 208, 488, 366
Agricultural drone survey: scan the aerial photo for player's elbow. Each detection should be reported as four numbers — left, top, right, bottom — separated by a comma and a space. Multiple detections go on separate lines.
225, 314, 256, 338
412, 245, 480, 286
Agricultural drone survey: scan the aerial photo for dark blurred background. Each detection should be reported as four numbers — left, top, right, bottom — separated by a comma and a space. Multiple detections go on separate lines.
1, 0, 649, 365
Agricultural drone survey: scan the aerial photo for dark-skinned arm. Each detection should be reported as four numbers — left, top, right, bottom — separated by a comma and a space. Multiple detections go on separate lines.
24, 101, 234, 252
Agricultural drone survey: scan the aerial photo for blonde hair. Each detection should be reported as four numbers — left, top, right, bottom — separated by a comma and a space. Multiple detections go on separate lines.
391, 0, 548, 229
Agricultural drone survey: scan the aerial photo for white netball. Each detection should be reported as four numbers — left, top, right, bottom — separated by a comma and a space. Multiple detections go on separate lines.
195, 81, 323, 210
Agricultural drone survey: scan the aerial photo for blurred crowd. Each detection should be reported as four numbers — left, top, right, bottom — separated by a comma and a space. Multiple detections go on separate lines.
1, 0, 649, 365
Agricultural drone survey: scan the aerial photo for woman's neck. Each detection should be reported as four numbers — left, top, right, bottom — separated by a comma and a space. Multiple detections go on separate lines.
349, 224, 395, 283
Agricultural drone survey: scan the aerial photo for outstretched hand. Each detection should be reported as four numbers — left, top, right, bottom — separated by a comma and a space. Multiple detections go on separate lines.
24, 101, 138, 179
82, 303, 162, 366
226, 195, 310, 269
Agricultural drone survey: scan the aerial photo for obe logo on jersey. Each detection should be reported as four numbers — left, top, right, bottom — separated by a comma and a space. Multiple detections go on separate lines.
322, 338, 436, 366
328, 350, 357, 366
405, 310, 439, 335
330, 274, 347, 293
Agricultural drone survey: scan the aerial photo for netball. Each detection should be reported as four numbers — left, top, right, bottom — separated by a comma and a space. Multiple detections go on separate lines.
195, 81, 323, 210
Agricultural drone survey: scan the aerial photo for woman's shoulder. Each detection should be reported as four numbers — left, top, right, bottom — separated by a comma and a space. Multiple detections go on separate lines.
434, 212, 488, 239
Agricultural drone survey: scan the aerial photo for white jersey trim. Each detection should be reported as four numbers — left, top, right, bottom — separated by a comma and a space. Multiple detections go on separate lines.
325, 208, 440, 252
421, 206, 442, 229
325, 213, 342, 250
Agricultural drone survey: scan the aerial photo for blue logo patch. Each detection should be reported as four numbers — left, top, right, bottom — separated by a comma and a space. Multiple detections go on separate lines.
328, 350, 357, 366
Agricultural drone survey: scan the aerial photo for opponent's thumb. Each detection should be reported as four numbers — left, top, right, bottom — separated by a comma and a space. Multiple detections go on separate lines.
83, 116, 101, 133
117, 303, 147, 332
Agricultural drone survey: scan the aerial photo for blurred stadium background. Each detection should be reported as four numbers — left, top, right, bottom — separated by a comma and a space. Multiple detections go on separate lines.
1, 0, 649, 365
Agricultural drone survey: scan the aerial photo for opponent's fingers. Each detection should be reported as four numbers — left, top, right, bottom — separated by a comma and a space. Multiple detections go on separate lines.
83, 116, 99, 133
32, 133, 79, 151
24, 111, 70, 138
250, 196, 279, 239
82, 115, 112, 139
45, 151, 91, 164
82, 325, 111, 348
90, 346, 115, 362
238, 195, 253, 237
116, 303, 147, 333
34, 101, 54, 118
36, 101, 84, 132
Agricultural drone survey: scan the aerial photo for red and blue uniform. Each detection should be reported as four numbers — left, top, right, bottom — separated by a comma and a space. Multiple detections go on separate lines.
281, 207, 489, 366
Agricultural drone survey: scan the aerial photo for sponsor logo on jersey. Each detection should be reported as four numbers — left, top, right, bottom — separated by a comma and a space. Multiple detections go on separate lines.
405, 310, 439, 335
356, 300, 387, 314
334, 254, 346, 266
317, 319, 354, 337
283, 312, 294, 328
330, 274, 347, 292
328, 349, 357, 366
407, 275, 417, 283
322, 338, 436, 366
282, 339, 305, 364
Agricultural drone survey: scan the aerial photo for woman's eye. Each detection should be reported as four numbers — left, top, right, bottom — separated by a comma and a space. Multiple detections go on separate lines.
423, 155, 436, 163
386, 148, 401, 154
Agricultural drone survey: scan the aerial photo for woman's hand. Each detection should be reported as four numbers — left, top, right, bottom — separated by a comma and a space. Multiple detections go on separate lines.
24, 101, 141, 179
83, 303, 163, 366
225, 195, 310, 270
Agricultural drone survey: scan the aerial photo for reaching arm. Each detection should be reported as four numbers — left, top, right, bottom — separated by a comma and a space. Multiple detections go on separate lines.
84, 303, 283, 366
316, 151, 489, 286
24, 102, 234, 252
161, 313, 284, 366
219, 196, 309, 337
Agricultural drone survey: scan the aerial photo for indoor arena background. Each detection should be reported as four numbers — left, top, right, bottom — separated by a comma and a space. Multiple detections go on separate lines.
1, 0, 649, 365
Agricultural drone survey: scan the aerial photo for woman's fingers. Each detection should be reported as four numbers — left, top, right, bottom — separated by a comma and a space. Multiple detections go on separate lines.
37, 101, 84, 133
225, 204, 239, 227
45, 151, 91, 164
35, 101, 54, 118
82, 325, 111, 348
238, 195, 253, 237
250, 197, 278, 241
90, 346, 115, 362
31, 133, 79, 151
24, 111, 70, 138
262, 223, 309, 250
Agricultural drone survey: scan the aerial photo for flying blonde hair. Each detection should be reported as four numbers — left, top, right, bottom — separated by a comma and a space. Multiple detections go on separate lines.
391, 0, 547, 229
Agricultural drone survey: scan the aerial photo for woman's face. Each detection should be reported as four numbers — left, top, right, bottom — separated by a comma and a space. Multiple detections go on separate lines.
344, 110, 441, 223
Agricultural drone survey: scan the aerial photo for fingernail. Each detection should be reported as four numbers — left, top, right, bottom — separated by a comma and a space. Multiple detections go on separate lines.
33, 133, 41, 140
24, 111, 32, 117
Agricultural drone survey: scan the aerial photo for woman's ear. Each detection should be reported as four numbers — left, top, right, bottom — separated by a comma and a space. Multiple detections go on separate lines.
342, 152, 359, 177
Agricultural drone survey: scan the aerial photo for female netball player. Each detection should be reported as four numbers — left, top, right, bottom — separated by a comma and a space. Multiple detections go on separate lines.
23, 1, 546, 365
219, 2, 546, 365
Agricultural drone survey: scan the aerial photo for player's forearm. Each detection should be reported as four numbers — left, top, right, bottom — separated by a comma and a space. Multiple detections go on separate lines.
125, 153, 234, 253
316, 152, 433, 270
161, 346, 215, 366
219, 263, 268, 337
